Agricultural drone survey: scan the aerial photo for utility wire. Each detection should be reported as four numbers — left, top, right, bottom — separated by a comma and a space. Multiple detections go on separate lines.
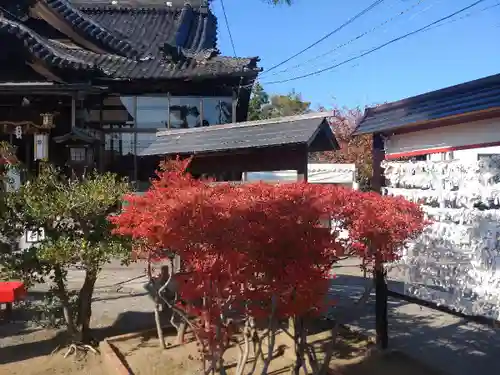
263, 0, 387, 75
262, 0, 427, 78
422, 1, 500, 33
260, 0, 487, 86
220, 0, 237, 56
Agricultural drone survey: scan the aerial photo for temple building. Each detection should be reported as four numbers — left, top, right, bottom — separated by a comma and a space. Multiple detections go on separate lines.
0, 0, 259, 188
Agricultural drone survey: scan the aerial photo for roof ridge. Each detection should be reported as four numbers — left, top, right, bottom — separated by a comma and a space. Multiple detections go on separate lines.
368, 73, 500, 114
0, 17, 100, 71
72, 0, 208, 11
156, 111, 333, 137
44, 0, 143, 59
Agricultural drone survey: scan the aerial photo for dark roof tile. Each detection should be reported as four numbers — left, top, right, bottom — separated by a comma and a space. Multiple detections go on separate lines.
139, 112, 339, 156
73, 2, 216, 57
355, 74, 500, 135
0, 18, 100, 72
45, 0, 142, 58
0, 14, 258, 80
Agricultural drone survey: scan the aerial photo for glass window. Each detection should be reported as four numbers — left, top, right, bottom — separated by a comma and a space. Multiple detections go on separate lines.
169, 97, 202, 128
203, 97, 233, 126
104, 132, 157, 156
70, 147, 86, 162
120, 96, 169, 129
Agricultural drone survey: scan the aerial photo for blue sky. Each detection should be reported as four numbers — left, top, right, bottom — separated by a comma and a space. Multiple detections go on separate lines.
211, 0, 500, 109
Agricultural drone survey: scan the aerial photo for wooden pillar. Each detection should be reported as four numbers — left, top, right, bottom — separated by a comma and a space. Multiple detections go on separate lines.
372, 133, 388, 350
98, 95, 105, 172
297, 147, 308, 182
287, 147, 309, 346
199, 97, 204, 127
70, 95, 76, 129
167, 93, 171, 129
132, 96, 138, 184
231, 90, 237, 124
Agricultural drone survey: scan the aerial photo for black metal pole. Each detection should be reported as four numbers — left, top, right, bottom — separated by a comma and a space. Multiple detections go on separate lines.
374, 261, 388, 349
372, 133, 388, 349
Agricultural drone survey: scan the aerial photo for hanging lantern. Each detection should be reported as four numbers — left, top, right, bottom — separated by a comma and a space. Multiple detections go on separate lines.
15, 126, 22, 139
40, 113, 55, 129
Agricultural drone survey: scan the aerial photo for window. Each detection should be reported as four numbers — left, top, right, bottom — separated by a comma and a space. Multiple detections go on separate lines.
203, 97, 233, 125
120, 96, 169, 129
169, 97, 202, 128
478, 154, 500, 162
70, 147, 86, 162
107, 95, 234, 186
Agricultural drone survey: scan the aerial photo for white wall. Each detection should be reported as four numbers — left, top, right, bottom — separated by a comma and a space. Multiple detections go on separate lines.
427, 146, 500, 162
452, 146, 500, 163
245, 164, 357, 186
385, 117, 500, 159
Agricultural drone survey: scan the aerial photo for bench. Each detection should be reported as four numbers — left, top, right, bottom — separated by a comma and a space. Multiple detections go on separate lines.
0, 281, 26, 322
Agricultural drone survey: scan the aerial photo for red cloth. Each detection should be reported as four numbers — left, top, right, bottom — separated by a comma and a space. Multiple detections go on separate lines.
0, 281, 26, 303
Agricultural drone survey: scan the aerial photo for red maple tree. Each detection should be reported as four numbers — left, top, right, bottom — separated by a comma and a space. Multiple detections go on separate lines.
312, 107, 373, 189
110, 158, 425, 374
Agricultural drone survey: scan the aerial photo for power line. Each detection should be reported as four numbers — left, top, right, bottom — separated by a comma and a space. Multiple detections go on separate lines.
421, 1, 500, 33
260, 0, 487, 86
262, 0, 427, 78
263, 0, 387, 75
220, 0, 237, 57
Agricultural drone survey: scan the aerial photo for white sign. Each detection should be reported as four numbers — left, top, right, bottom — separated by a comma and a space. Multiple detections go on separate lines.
25, 228, 45, 243
34, 134, 49, 161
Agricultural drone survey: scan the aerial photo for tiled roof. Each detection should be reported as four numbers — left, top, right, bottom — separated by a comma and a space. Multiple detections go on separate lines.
45, 0, 142, 58
70, 0, 207, 8
139, 112, 339, 156
50, 39, 257, 79
0, 0, 258, 81
54, 1, 218, 58
0, 18, 101, 72
355, 73, 500, 135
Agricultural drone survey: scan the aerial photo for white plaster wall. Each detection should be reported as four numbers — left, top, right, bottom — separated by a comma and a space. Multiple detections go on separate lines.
427, 146, 500, 162
453, 146, 500, 162
385, 117, 500, 158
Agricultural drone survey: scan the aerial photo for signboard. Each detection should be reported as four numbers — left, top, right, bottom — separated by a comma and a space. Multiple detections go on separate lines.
25, 228, 45, 243
34, 134, 49, 161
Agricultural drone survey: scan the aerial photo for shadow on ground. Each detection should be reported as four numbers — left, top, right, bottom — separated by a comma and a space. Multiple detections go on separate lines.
340, 350, 447, 375
328, 273, 500, 375
2, 274, 500, 374
0, 305, 169, 365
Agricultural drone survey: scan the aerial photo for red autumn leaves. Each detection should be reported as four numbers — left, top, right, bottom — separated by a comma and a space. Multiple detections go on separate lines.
110, 158, 425, 350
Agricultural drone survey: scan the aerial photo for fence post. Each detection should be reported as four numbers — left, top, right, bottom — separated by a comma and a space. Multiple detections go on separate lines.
372, 133, 388, 349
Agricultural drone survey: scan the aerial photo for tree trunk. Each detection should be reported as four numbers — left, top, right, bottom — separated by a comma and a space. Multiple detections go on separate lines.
291, 317, 305, 375
154, 303, 166, 349
177, 320, 187, 344
76, 269, 97, 344
53, 265, 77, 337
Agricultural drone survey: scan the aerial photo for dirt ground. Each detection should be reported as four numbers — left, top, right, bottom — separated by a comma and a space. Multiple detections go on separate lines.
111, 325, 443, 375
0, 259, 446, 375
0, 328, 105, 375
0, 260, 153, 375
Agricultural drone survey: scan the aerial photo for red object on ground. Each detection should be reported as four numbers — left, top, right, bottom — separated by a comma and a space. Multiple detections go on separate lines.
0, 281, 26, 303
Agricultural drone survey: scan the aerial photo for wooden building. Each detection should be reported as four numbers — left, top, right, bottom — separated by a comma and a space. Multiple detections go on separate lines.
0, 0, 259, 188
139, 112, 340, 181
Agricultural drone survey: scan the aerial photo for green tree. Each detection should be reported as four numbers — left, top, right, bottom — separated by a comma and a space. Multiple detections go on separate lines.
0, 164, 131, 348
248, 82, 270, 120
248, 84, 311, 120
263, 90, 311, 118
